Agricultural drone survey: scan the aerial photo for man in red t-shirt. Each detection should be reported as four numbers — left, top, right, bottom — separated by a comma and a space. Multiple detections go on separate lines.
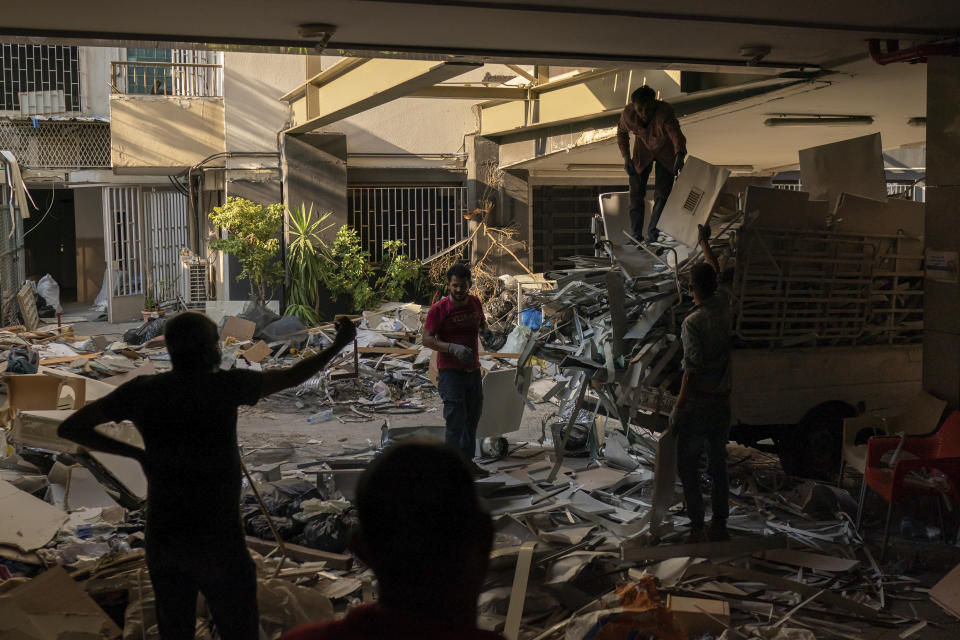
282, 442, 503, 640
422, 263, 490, 465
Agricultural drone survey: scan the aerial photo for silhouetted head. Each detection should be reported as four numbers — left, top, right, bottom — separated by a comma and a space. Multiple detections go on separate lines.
352, 441, 493, 611
164, 312, 221, 373
690, 263, 718, 302
446, 263, 472, 304
631, 85, 657, 121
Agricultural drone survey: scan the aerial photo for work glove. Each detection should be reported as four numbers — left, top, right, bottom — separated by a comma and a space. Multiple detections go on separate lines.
448, 343, 474, 363
332, 316, 357, 349
624, 160, 638, 177
481, 327, 495, 347
698, 223, 711, 244
673, 152, 686, 176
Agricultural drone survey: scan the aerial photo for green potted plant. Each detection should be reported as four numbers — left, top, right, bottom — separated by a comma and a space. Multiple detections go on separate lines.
208, 197, 284, 307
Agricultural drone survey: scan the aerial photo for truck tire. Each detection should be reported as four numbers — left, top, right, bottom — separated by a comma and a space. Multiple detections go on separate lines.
778, 401, 857, 480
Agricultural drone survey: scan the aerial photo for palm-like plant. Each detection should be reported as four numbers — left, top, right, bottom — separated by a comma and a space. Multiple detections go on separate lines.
285, 203, 332, 325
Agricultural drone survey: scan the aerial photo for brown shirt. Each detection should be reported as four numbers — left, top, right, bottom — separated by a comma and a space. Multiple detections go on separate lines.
617, 101, 686, 172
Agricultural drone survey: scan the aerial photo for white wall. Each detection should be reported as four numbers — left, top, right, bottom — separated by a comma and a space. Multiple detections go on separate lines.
79, 47, 119, 119
223, 52, 304, 168
319, 58, 517, 166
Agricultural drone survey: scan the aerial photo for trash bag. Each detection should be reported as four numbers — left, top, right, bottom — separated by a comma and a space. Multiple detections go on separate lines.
37, 274, 62, 313
295, 509, 359, 553
260, 316, 308, 348
244, 513, 300, 541
122, 317, 168, 346
240, 302, 281, 338
500, 324, 532, 354
6, 344, 39, 374
33, 292, 56, 318
243, 479, 321, 518
520, 308, 543, 330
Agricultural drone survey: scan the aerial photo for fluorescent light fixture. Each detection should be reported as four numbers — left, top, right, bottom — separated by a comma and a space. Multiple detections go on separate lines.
907, 117, 926, 127
764, 115, 873, 127
566, 164, 626, 172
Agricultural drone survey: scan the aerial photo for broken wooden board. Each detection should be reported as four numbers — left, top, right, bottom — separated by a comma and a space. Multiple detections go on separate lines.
221, 316, 256, 342
621, 535, 786, 562
16, 284, 39, 332
682, 562, 876, 618
246, 536, 352, 570
0, 565, 123, 639
38, 352, 101, 366
504, 540, 537, 640
799, 133, 887, 211
755, 548, 859, 573
0, 479, 69, 552
91, 451, 148, 500
659, 156, 731, 248
666, 595, 730, 637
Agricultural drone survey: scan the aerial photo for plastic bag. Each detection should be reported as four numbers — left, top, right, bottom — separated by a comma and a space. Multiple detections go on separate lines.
243, 479, 321, 517
239, 302, 281, 337
500, 324, 532, 354
122, 317, 167, 346
37, 274, 62, 313
295, 509, 358, 552
520, 308, 543, 330
260, 316, 308, 347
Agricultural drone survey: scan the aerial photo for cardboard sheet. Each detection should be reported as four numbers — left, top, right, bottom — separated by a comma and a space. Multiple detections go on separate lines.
0, 479, 69, 552
743, 185, 820, 230
476, 368, 527, 438
932, 562, 960, 619
658, 156, 731, 248
92, 451, 148, 500
666, 595, 730, 637
798, 133, 887, 211
103, 360, 156, 386
834, 193, 924, 238
221, 316, 256, 341
241, 340, 272, 364
0, 565, 123, 639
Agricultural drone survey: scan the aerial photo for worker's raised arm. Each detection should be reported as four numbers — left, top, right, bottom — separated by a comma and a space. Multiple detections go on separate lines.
698, 224, 720, 274
259, 317, 357, 398
58, 398, 145, 464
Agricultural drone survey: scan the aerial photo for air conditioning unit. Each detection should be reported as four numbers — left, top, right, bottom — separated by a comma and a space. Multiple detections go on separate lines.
179, 258, 209, 309
18, 90, 66, 116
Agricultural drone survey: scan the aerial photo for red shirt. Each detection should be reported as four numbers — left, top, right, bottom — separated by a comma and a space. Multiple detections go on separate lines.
283, 604, 505, 640
617, 101, 686, 172
424, 295, 485, 371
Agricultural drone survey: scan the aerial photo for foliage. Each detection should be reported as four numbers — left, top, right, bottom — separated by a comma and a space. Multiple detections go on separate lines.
208, 197, 283, 306
318, 226, 377, 312
284, 204, 332, 325
318, 226, 425, 313
377, 240, 423, 302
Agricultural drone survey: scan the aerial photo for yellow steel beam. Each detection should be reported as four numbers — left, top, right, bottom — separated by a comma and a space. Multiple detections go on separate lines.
410, 85, 528, 100
284, 59, 480, 133
280, 57, 369, 103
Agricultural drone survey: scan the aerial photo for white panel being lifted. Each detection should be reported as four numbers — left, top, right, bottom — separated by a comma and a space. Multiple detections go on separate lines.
657, 156, 730, 248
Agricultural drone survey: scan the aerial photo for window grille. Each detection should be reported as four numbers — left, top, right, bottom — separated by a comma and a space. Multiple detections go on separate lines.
0, 45, 81, 113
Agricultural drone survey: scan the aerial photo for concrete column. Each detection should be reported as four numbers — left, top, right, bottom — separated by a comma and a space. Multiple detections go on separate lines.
923, 56, 960, 407
280, 132, 348, 246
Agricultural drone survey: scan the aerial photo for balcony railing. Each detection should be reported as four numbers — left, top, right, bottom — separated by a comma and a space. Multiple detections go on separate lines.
110, 61, 223, 98
0, 119, 110, 168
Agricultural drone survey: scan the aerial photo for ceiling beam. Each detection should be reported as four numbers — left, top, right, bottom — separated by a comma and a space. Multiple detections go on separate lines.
505, 64, 537, 84
409, 85, 528, 99
280, 57, 369, 103
284, 59, 480, 134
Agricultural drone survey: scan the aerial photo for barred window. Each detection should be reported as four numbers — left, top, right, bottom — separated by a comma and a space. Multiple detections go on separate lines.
0, 44, 81, 112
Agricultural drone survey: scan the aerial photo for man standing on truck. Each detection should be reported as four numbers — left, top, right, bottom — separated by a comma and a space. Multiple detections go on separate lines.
617, 85, 687, 244
671, 224, 733, 543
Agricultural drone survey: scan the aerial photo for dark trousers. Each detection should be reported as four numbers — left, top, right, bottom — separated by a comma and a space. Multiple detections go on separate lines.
147, 541, 259, 640
628, 161, 676, 242
675, 395, 731, 530
438, 368, 483, 460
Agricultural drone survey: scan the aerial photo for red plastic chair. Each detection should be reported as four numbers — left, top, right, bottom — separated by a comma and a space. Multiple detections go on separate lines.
863, 410, 960, 561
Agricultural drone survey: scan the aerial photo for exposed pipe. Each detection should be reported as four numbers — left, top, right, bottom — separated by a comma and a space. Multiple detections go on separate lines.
868, 39, 960, 65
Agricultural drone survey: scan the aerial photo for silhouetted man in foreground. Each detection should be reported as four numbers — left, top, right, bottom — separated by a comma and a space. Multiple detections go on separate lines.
59, 312, 356, 640
617, 85, 687, 243
284, 441, 502, 640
